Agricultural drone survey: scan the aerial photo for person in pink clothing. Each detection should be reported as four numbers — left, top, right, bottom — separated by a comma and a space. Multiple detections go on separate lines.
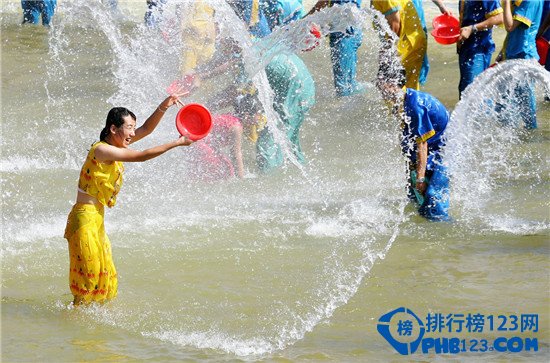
187, 114, 245, 181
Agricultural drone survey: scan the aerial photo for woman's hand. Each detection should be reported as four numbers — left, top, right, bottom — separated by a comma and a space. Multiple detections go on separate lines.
176, 135, 194, 146
159, 92, 188, 112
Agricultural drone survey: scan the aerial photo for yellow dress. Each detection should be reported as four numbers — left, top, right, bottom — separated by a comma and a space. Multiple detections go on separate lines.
64, 141, 123, 304
372, 0, 427, 90
180, 2, 216, 74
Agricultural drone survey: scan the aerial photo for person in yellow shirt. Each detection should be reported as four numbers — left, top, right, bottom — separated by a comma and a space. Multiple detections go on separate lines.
371, 0, 427, 89
65, 94, 193, 305
179, 1, 217, 76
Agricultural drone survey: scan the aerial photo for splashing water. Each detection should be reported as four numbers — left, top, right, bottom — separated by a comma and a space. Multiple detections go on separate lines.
0, 0, 408, 357
3, 0, 549, 360
445, 59, 550, 233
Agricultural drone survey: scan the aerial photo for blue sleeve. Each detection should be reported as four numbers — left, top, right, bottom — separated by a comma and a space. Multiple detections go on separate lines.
405, 90, 436, 143
513, 0, 540, 27
484, 0, 502, 17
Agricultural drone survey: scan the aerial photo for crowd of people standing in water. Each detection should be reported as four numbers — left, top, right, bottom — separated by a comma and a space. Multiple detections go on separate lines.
17, 1, 549, 304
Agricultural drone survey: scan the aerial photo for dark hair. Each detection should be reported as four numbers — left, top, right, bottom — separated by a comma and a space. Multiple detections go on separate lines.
377, 62, 407, 88
99, 107, 136, 141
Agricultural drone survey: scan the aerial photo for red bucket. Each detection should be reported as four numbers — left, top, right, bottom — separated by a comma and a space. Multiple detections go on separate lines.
432, 14, 459, 30
536, 36, 549, 65
431, 26, 460, 45
175, 104, 212, 141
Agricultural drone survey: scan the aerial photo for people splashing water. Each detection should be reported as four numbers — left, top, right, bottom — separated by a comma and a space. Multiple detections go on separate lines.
65, 94, 193, 305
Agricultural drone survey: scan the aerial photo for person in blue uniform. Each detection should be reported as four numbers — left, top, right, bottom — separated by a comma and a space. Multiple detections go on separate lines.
377, 66, 451, 221
21, 0, 56, 26
457, 0, 503, 98
500, 0, 542, 129
307, 0, 364, 97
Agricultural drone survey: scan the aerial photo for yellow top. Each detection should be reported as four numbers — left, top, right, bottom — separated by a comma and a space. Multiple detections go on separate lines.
373, 0, 426, 56
180, 2, 216, 74
78, 141, 124, 208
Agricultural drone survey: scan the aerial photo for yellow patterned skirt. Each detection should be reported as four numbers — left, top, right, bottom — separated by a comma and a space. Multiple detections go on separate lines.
64, 203, 118, 304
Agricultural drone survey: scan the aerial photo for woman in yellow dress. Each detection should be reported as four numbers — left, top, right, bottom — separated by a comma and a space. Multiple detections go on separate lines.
64, 94, 192, 305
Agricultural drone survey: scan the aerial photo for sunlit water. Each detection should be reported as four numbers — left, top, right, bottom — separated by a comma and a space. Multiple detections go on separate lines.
2, 1, 549, 361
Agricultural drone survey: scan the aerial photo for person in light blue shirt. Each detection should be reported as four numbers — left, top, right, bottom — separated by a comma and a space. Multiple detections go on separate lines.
503, 0, 542, 60
307, 0, 364, 97
501, 0, 542, 129
21, 0, 56, 26
457, 0, 503, 97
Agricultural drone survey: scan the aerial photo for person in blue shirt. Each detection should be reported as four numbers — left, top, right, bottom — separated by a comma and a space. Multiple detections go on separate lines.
21, 0, 56, 26
457, 0, 503, 98
377, 66, 451, 221
307, 0, 364, 97
501, 0, 542, 129
262, 0, 304, 30
227, 0, 272, 38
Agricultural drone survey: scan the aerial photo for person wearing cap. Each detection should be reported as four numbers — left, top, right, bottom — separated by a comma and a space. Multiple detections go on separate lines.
371, 0, 427, 90
377, 66, 451, 221
306, 0, 364, 97
499, 0, 542, 129
457, 0, 503, 98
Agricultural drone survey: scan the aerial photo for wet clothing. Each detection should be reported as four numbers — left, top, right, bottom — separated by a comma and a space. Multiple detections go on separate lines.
458, 0, 503, 96
410, 0, 429, 85
190, 114, 242, 181
65, 203, 118, 304
65, 141, 123, 303
262, 0, 304, 30
330, 28, 364, 97
503, 0, 542, 60
501, 0, 542, 129
258, 53, 315, 171
180, 2, 216, 74
402, 88, 450, 221
372, 0, 427, 90
77, 142, 124, 209
21, 0, 56, 26
327, 0, 364, 96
